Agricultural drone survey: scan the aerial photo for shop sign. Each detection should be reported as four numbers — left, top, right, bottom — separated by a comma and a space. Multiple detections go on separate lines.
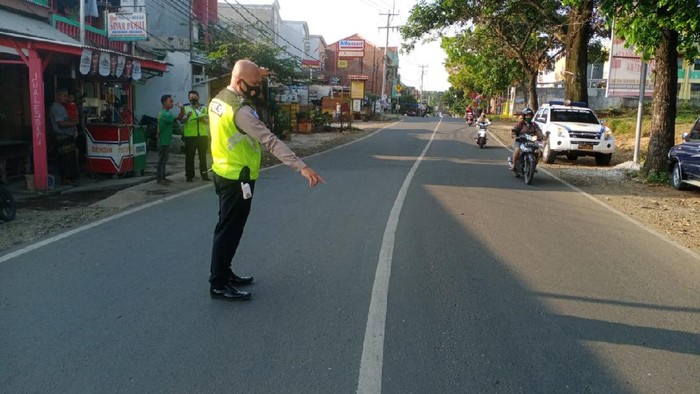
132, 60, 142, 80
79, 49, 92, 75
99, 52, 111, 76
352, 99, 361, 112
351, 81, 364, 99
339, 40, 364, 51
116, 56, 126, 78
338, 39, 365, 58
107, 12, 148, 41
338, 51, 363, 58
30, 70, 44, 148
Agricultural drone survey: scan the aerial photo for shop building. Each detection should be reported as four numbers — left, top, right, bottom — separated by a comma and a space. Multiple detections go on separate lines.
0, 2, 166, 191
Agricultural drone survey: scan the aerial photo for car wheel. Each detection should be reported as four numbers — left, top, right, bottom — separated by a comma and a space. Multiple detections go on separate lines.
543, 142, 556, 164
595, 153, 612, 166
566, 152, 578, 161
672, 162, 686, 190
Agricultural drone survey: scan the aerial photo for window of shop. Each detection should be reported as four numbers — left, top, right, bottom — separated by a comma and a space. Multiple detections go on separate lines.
694, 59, 700, 71
691, 83, 700, 98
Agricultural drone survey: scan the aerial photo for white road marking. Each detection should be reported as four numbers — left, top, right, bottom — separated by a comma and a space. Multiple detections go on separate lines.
357, 120, 442, 394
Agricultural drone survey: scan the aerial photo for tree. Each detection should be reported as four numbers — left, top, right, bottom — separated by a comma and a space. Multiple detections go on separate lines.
401, 0, 562, 109
442, 27, 524, 100
205, 28, 303, 83
598, 0, 700, 176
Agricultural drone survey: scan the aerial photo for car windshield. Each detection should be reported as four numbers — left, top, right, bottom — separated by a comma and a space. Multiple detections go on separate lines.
550, 109, 599, 124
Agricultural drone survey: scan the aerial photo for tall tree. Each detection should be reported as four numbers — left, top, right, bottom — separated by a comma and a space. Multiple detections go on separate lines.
402, 0, 562, 109
599, 0, 700, 176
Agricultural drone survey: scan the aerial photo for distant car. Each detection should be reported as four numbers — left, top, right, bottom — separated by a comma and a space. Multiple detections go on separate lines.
534, 101, 615, 166
668, 116, 700, 190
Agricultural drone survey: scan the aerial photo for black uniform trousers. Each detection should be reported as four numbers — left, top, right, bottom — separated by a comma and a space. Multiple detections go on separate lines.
184, 135, 209, 180
209, 173, 256, 288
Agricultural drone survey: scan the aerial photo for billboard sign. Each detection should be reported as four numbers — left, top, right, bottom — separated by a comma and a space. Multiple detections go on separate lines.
338, 39, 364, 58
107, 12, 148, 41
606, 36, 654, 97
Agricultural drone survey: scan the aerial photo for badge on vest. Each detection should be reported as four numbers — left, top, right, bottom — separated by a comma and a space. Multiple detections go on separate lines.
241, 182, 252, 199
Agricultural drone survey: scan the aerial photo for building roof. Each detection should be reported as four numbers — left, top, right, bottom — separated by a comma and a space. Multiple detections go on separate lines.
0, 8, 166, 70
0, 8, 79, 44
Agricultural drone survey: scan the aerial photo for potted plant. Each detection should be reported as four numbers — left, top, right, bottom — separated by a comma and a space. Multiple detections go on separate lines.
296, 111, 312, 133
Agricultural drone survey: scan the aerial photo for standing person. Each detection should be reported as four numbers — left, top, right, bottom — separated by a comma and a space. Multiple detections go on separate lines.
208, 59, 324, 301
49, 89, 80, 186
182, 90, 210, 182
156, 94, 185, 185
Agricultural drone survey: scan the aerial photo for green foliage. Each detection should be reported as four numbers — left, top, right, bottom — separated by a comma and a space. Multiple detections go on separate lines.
599, 0, 700, 63
310, 109, 332, 127
206, 29, 304, 83
646, 170, 670, 185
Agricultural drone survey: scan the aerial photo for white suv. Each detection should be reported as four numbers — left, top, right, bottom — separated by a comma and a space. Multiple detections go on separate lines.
534, 101, 615, 166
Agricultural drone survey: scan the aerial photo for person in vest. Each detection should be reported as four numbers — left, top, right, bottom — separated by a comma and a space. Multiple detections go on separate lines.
208, 59, 324, 301
182, 90, 210, 182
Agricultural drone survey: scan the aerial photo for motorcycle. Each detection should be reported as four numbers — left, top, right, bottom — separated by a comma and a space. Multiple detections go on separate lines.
475, 121, 489, 148
508, 133, 544, 185
0, 181, 16, 222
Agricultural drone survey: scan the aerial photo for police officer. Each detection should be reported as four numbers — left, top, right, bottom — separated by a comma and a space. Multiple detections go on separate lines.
208, 59, 324, 301
182, 90, 210, 182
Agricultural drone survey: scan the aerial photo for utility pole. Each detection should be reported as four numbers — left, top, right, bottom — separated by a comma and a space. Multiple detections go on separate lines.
418, 64, 428, 100
378, 6, 399, 105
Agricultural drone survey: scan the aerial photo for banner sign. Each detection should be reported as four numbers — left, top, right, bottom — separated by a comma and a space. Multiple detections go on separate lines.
351, 81, 364, 99
606, 36, 655, 97
107, 12, 148, 41
338, 39, 364, 58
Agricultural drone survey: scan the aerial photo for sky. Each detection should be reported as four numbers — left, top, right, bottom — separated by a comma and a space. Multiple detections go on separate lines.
231, 0, 451, 92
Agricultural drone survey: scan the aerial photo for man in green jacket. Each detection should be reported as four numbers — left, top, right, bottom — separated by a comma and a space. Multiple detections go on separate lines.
156, 94, 184, 185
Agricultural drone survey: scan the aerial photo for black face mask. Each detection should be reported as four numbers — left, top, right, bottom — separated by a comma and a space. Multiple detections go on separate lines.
189, 99, 199, 106
240, 80, 263, 105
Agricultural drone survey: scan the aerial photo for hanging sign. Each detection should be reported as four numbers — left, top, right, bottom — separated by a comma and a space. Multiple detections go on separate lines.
132, 60, 142, 80
79, 49, 92, 75
107, 12, 148, 41
99, 52, 111, 76
124, 59, 133, 79
116, 55, 126, 78
91, 51, 100, 74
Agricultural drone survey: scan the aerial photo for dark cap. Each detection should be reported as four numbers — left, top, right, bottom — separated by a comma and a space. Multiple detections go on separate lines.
55, 88, 69, 95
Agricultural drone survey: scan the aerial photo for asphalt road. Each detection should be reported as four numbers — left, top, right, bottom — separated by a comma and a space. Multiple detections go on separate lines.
1, 117, 699, 393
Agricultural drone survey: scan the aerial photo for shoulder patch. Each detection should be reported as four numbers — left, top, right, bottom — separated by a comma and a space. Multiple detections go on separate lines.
210, 101, 225, 117
249, 108, 259, 119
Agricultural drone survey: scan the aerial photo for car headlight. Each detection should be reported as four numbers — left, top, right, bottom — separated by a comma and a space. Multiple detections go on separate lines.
554, 126, 567, 137
604, 127, 614, 140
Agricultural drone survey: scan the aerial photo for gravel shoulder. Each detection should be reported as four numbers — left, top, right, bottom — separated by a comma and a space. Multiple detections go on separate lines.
2, 118, 699, 255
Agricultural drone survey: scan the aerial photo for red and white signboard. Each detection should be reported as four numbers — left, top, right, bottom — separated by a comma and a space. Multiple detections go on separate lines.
606, 36, 655, 97
338, 39, 364, 58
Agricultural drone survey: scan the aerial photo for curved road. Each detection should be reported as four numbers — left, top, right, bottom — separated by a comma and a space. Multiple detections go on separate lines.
1, 117, 698, 393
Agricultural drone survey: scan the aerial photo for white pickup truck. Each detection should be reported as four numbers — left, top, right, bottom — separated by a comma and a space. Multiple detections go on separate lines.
534, 101, 615, 166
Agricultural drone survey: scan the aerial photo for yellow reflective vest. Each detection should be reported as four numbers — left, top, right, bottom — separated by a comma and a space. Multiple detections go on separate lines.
208, 89, 261, 181
182, 104, 208, 137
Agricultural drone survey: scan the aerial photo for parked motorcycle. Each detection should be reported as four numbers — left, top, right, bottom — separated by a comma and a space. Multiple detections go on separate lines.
475, 121, 489, 148
508, 133, 544, 185
0, 181, 16, 222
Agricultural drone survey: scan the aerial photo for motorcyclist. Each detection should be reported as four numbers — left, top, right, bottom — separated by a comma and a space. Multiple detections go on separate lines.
510, 107, 545, 171
476, 113, 490, 127
465, 105, 474, 124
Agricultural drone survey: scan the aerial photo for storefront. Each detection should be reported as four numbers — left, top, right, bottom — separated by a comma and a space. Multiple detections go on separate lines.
0, 23, 165, 191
